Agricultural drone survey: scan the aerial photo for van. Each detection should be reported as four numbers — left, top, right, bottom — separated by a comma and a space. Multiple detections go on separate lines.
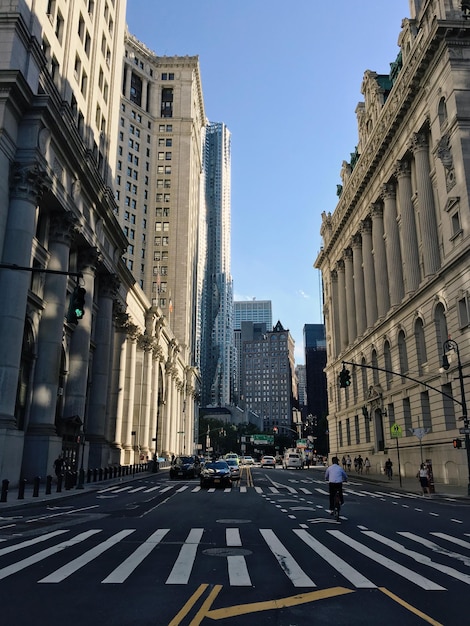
283, 452, 302, 469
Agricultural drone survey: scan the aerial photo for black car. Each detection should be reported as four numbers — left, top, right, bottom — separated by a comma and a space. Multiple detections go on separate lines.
199, 460, 231, 488
169, 455, 201, 479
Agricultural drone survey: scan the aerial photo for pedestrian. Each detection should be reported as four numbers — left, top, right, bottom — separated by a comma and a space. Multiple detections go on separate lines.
364, 457, 371, 474
357, 455, 363, 474
385, 458, 393, 479
417, 463, 429, 495
53, 455, 64, 478
341, 456, 346, 470
346, 455, 352, 471
354, 457, 358, 472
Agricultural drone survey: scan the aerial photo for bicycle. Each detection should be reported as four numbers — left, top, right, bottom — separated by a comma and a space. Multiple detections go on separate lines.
332, 485, 342, 521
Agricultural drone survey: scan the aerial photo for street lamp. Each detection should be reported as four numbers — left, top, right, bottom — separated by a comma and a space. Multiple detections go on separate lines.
131, 430, 137, 475
442, 339, 470, 496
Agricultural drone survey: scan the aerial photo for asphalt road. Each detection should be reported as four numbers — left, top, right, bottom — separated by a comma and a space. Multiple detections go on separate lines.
0, 466, 468, 626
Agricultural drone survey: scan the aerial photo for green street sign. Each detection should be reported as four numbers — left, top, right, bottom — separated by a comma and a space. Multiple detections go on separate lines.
252, 434, 274, 445
390, 423, 403, 438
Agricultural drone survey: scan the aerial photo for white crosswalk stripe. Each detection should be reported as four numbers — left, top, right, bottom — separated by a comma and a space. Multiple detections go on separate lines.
2, 526, 469, 591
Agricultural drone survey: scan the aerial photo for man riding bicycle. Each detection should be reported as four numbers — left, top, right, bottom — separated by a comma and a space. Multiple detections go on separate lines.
325, 456, 348, 513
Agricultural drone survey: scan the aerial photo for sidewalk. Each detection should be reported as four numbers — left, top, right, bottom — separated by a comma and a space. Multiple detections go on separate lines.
310, 466, 469, 501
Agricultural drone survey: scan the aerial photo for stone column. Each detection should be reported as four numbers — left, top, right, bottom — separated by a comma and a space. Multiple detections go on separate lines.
330, 270, 341, 358
381, 182, 404, 307
370, 202, 390, 319
360, 218, 378, 328
124, 65, 132, 100
410, 130, 441, 276
343, 248, 357, 342
87, 274, 120, 468
141, 78, 148, 112
161, 359, 174, 457
0, 164, 49, 429
109, 308, 129, 464
150, 346, 163, 457
63, 248, 99, 424
395, 159, 420, 293
23, 212, 77, 479
138, 334, 154, 458
351, 234, 366, 337
336, 259, 348, 351
123, 325, 139, 464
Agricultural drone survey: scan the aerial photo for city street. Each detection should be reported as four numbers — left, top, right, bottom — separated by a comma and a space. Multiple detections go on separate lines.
0, 466, 468, 625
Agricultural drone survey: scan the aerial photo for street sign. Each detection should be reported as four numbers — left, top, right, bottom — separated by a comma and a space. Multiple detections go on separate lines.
252, 434, 274, 445
390, 423, 402, 438
459, 427, 470, 435
410, 427, 429, 440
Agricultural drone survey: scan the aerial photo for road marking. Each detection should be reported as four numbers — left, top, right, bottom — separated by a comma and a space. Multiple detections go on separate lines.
226, 527, 251, 586
379, 587, 443, 626
38, 529, 135, 582
166, 528, 203, 584
397, 532, 470, 568
364, 531, 470, 586
0, 530, 69, 557
329, 530, 445, 591
260, 528, 315, 587
102, 528, 170, 583
26, 504, 99, 523
128, 486, 147, 493
294, 529, 375, 588
0, 530, 101, 580
168, 583, 209, 626
432, 532, 470, 550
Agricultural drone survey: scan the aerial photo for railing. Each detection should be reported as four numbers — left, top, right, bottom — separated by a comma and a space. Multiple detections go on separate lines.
0, 460, 169, 503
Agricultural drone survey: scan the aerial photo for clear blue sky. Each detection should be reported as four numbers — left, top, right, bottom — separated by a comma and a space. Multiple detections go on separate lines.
126, 0, 410, 362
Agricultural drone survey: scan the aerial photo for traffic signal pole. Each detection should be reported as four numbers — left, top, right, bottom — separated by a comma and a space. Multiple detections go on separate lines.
0, 263, 83, 279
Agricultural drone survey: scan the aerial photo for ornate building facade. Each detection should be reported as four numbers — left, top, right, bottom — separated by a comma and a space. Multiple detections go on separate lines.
315, 0, 470, 485
0, 0, 198, 486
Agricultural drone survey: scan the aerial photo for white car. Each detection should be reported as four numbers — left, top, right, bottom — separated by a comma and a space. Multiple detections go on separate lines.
261, 455, 276, 468
283, 452, 302, 469
240, 455, 255, 465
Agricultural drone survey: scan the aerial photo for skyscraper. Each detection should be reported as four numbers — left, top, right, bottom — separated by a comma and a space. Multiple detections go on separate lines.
233, 299, 272, 331
117, 33, 206, 364
199, 122, 235, 407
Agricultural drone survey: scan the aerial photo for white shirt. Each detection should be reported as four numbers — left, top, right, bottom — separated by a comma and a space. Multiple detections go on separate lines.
325, 463, 348, 483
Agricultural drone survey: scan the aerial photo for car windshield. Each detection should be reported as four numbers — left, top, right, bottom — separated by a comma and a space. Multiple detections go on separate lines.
226, 459, 238, 467
175, 456, 193, 464
206, 461, 228, 470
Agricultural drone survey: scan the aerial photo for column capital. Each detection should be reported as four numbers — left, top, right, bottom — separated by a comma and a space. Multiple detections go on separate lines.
78, 247, 101, 273
409, 129, 428, 153
331, 269, 338, 283
99, 273, 120, 299
336, 258, 345, 272
49, 211, 79, 246
10, 162, 50, 203
395, 159, 411, 179
343, 247, 353, 262
351, 233, 362, 248
380, 182, 396, 201
360, 217, 372, 234
370, 202, 383, 219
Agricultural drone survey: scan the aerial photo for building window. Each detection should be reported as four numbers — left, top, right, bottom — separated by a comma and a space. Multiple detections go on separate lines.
130, 72, 142, 106
397, 330, 408, 377
458, 294, 470, 327
161, 88, 173, 117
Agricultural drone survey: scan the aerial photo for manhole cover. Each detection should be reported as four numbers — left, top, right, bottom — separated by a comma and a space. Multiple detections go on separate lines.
203, 547, 252, 557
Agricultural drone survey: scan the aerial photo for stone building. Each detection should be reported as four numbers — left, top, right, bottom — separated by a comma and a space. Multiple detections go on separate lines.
0, 0, 197, 486
315, 0, 470, 486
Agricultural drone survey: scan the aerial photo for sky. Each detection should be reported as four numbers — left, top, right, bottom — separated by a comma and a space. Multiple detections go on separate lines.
126, 0, 411, 363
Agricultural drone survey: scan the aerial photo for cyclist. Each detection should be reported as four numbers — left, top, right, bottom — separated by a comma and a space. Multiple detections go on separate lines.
325, 456, 348, 514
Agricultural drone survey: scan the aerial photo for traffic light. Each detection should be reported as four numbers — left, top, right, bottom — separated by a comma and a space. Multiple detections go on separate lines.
339, 366, 351, 388
67, 285, 86, 324
453, 438, 462, 449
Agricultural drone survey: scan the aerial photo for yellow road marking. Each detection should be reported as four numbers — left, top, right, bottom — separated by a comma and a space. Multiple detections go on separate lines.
189, 585, 223, 625
379, 588, 444, 626
202, 586, 354, 620
168, 584, 209, 626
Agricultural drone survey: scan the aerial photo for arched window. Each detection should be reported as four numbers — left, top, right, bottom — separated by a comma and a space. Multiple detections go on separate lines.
15, 322, 35, 430
361, 356, 368, 396
438, 96, 448, 128
371, 349, 379, 386
398, 330, 408, 378
414, 318, 427, 376
384, 340, 393, 390
434, 302, 448, 363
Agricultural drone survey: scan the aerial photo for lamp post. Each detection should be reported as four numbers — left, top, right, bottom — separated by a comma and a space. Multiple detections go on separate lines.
131, 430, 137, 475
442, 339, 470, 496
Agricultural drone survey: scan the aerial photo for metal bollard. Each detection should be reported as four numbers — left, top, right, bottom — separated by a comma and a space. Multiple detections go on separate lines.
1, 479, 9, 502
45, 475, 52, 495
18, 478, 27, 499
87, 468, 92, 483
56, 474, 63, 493
33, 476, 40, 497
98, 468, 103, 481
93, 468, 98, 482
104, 467, 108, 480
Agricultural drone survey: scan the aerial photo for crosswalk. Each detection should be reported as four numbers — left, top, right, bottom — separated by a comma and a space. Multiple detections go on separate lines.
95, 482, 422, 500
1, 524, 469, 590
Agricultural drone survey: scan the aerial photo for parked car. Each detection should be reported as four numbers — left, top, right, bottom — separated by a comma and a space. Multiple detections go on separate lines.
169, 455, 201, 479
283, 452, 302, 469
240, 455, 255, 465
225, 458, 241, 481
200, 460, 232, 488
261, 455, 276, 468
